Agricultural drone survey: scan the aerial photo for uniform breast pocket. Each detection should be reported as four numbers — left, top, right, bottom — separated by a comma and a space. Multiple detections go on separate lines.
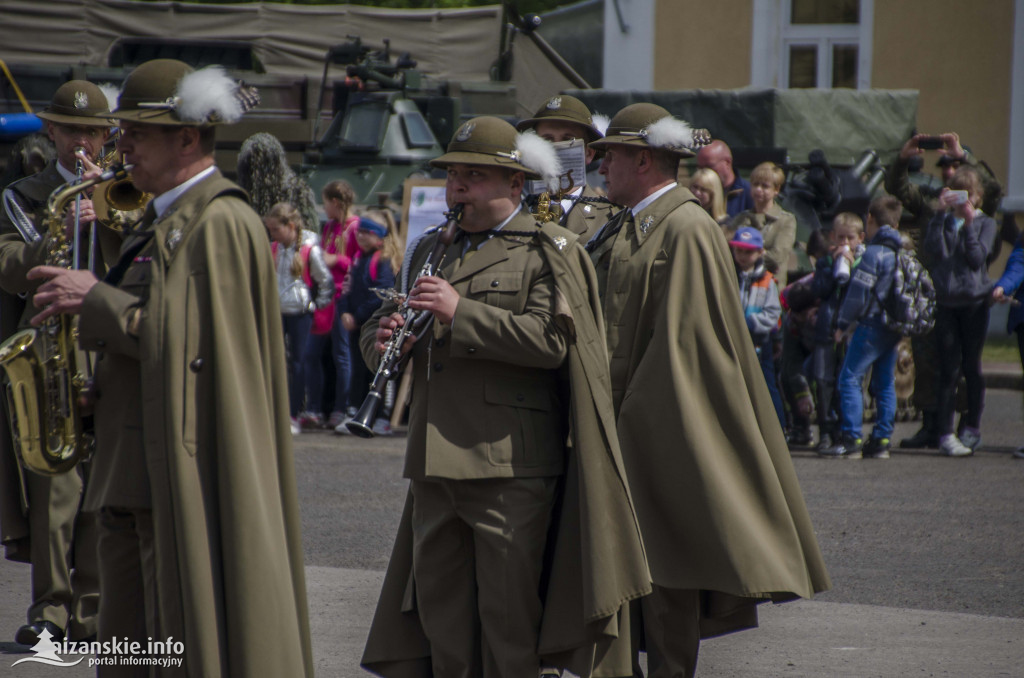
119, 262, 151, 296
483, 379, 561, 468
469, 270, 524, 310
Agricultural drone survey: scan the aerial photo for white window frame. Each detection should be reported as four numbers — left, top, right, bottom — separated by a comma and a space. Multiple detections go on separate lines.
752, 0, 874, 90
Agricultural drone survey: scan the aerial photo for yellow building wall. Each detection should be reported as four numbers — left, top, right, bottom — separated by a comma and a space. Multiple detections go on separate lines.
870, 1, 1011, 182
653, 0, 753, 90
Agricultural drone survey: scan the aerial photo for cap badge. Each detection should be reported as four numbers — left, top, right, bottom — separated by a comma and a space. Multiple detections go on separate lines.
546, 96, 562, 110
640, 215, 654, 234
455, 122, 475, 142
73, 91, 88, 109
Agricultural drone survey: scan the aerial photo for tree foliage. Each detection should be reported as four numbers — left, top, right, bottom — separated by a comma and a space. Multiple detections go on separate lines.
152, 0, 581, 14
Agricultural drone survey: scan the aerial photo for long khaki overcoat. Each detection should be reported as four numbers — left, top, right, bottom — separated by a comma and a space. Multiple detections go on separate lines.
598, 186, 830, 626
360, 216, 650, 678
77, 170, 313, 677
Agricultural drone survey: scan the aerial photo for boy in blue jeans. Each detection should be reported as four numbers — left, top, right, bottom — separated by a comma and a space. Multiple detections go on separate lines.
821, 196, 904, 459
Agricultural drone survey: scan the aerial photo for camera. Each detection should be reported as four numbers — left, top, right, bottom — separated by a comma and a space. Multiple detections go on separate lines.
917, 136, 944, 150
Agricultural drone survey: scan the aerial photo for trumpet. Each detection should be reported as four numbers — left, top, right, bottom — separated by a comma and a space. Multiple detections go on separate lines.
92, 147, 151, 232
345, 204, 463, 437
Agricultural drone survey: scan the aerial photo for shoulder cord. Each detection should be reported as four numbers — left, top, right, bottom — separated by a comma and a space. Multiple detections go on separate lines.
2, 187, 42, 243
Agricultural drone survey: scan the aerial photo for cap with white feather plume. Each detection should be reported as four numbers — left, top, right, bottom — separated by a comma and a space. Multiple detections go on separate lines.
431, 116, 562, 190
108, 58, 258, 126
589, 103, 710, 157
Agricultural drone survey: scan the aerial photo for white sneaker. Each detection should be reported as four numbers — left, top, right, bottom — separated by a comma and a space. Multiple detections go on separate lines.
371, 418, 392, 436
939, 434, 972, 457
959, 428, 982, 451
290, 417, 301, 436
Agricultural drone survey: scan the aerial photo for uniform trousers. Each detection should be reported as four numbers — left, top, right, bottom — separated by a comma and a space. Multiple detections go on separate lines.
96, 507, 158, 678
26, 465, 99, 639
410, 475, 557, 678
630, 585, 701, 678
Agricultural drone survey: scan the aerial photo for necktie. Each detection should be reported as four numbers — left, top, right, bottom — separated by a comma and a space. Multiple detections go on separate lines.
585, 210, 632, 253
102, 205, 157, 286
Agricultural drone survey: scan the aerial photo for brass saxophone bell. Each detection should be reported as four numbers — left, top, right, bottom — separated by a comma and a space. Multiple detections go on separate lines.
93, 151, 151, 231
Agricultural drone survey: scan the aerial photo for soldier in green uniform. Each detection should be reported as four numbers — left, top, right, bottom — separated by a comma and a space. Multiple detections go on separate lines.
517, 94, 615, 241
360, 116, 649, 678
587, 103, 831, 678
26, 59, 313, 677
0, 80, 112, 645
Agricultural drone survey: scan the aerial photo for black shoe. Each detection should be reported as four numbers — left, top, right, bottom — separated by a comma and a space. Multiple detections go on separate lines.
15, 620, 64, 646
787, 427, 813, 446
818, 433, 862, 459
863, 437, 891, 459
900, 412, 938, 449
814, 432, 833, 453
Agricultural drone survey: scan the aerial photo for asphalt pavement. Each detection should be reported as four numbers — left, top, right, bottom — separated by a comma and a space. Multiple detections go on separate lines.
1, 387, 1022, 677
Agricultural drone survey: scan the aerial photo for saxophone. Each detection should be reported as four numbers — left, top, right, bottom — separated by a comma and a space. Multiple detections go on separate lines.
0, 164, 130, 475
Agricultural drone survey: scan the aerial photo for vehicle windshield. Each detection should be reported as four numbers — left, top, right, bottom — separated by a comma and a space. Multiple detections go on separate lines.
337, 101, 388, 151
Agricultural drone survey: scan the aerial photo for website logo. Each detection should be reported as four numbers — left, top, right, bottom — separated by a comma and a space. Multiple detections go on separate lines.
10, 633, 184, 670
11, 627, 84, 668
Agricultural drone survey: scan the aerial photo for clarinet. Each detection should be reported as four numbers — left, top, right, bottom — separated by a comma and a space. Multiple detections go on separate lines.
345, 204, 463, 437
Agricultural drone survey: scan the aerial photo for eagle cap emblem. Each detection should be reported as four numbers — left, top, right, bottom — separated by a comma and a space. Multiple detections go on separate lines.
546, 96, 562, 110
73, 91, 88, 109
455, 122, 475, 142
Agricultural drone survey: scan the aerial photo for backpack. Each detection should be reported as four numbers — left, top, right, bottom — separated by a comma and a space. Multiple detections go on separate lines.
878, 248, 936, 336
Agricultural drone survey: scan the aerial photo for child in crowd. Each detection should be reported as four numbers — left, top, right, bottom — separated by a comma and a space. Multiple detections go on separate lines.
810, 212, 865, 451
303, 180, 360, 429
335, 211, 401, 436
822, 197, 904, 459
923, 166, 998, 456
266, 202, 335, 435
727, 161, 798, 285
779, 276, 820, 445
730, 226, 785, 427
991, 234, 1024, 459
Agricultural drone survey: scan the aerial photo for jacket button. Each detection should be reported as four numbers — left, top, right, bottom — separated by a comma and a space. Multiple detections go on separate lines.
435, 338, 445, 347
433, 362, 443, 372
490, 280, 500, 287
516, 393, 525, 402
96, 340, 106, 348
467, 347, 476, 354
189, 358, 204, 372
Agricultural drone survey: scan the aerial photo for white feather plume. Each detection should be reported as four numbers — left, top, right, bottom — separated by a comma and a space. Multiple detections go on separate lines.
175, 66, 243, 124
516, 131, 563, 192
97, 83, 120, 114
592, 113, 610, 137
644, 116, 695, 151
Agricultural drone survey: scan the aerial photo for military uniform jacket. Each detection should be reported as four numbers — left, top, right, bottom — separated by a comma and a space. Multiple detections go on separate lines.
77, 169, 313, 677
371, 209, 570, 481
562, 184, 616, 242
360, 215, 651, 678
593, 185, 830, 606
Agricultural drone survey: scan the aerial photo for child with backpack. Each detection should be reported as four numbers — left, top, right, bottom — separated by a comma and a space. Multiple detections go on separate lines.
822, 197, 906, 459
336, 212, 401, 436
810, 212, 865, 452
923, 166, 998, 457
266, 202, 335, 435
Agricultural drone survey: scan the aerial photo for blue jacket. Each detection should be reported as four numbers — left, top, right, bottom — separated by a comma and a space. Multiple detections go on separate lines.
994, 236, 1024, 333
810, 243, 864, 343
835, 225, 901, 332
736, 259, 781, 345
339, 251, 396, 325
922, 209, 997, 307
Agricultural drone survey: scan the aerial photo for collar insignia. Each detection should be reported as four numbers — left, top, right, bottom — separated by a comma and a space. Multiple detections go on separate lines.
73, 91, 88, 109
546, 96, 562, 110
583, 204, 592, 213
455, 122, 475, 142
166, 227, 183, 253
553, 236, 567, 251
640, 215, 654, 234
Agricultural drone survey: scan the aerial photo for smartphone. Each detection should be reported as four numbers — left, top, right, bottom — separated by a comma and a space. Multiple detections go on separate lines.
917, 136, 944, 150
948, 189, 969, 205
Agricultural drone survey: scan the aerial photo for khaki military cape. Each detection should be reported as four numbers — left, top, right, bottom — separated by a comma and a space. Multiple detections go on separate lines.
562, 184, 616, 243
360, 219, 651, 678
81, 170, 313, 676
600, 186, 830, 632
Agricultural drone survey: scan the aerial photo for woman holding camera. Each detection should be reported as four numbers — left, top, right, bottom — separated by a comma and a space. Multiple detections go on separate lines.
922, 166, 998, 457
